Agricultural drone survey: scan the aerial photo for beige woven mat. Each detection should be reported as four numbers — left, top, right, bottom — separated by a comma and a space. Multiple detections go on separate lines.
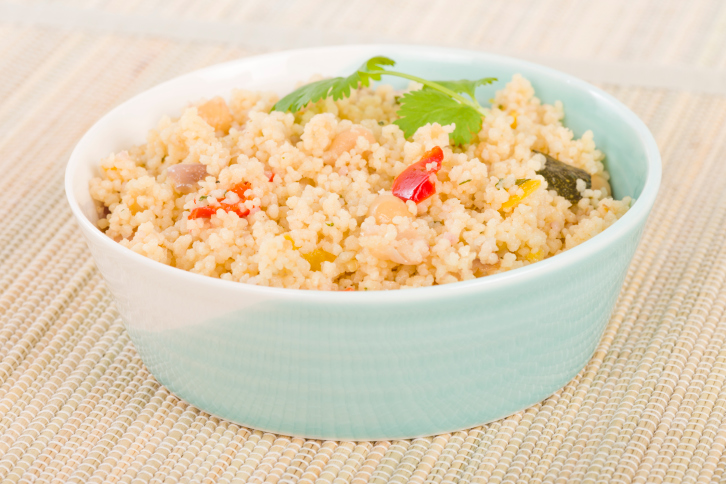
2, 1, 726, 482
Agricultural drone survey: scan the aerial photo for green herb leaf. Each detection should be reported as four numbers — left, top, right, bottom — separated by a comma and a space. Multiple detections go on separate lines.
273, 56, 495, 145
272, 56, 395, 112
326, 222, 334, 226
198, 195, 208, 200
425, 78, 497, 100
459, 179, 472, 185
515, 178, 530, 186
329, 56, 395, 100
271, 78, 340, 113
393, 89, 482, 145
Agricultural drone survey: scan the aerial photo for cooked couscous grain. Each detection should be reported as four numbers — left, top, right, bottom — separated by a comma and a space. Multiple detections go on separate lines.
90, 75, 630, 290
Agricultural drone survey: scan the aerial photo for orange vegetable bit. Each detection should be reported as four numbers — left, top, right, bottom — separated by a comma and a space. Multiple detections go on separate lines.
302, 248, 336, 271
230, 182, 252, 200
501, 179, 541, 210
220, 203, 250, 218
188, 206, 219, 219
391, 146, 444, 203
188, 181, 253, 220
188, 204, 250, 219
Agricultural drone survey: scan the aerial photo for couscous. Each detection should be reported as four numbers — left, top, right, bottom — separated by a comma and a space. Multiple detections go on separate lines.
90, 72, 630, 291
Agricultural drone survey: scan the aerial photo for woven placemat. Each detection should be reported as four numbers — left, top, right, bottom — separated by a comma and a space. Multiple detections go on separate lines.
2, 2, 726, 482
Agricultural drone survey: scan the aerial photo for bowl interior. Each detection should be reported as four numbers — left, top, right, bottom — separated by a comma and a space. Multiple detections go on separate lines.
68, 45, 651, 227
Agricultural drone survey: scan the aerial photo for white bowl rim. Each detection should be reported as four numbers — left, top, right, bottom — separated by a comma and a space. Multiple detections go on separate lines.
65, 43, 662, 303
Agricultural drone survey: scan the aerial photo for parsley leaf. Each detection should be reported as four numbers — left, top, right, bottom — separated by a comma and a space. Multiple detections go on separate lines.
272, 56, 395, 112
426, 78, 497, 100
394, 90, 482, 145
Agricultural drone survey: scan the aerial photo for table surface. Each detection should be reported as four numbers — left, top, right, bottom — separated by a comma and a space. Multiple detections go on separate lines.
2, 1, 726, 483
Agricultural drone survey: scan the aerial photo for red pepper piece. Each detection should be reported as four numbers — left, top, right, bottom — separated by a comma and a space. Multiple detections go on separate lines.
188, 206, 218, 219
220, 203, 250, 218
230, 182, 252, 200
391, 146, 444, 203
188, 204, 250, 219
188, 181, 253, 220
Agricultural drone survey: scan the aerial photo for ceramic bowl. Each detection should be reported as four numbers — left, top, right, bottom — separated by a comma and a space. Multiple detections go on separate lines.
65, 44, 661, 440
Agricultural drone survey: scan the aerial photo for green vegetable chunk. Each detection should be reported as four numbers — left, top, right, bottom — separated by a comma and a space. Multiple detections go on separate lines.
534, 151, 591, 203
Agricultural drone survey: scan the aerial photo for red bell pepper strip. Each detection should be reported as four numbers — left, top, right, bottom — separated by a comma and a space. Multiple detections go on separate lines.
188, 204, 250, 219
391, 146, 444, 203
188, 206, 218, 219
230, 182, 252, 200
221, 203, 250, 218
188, 181, 252, 220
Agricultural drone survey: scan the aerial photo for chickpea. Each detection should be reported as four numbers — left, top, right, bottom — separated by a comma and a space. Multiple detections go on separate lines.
368, 194, 413, 224
325, 126, 376, 162
197, 96, 233, 133
591, 174, 611, 197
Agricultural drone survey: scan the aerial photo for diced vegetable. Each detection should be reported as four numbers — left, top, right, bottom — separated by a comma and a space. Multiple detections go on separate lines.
187, 181, 252, 220
368, 194, 413, 224
525, 249, 543, 262
220, 203, 250, 218
230, 182, 252, 199
501, 179, 541, 210
325, 127, 376, 162
534, 151, 591, 202
188, 206, 218, 219
591, 174, 611, 196
302, 249, 336, 271
188, 203, 250, 220
391, 146, 444, 203
284, 235, 299, 250
167, 164, 208, 194
197, 96, 233, 133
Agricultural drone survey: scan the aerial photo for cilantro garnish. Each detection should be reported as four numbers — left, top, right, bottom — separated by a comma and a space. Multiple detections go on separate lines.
459, 179, 472, 185
273, 57, 395, 113
272, 56, 496, 145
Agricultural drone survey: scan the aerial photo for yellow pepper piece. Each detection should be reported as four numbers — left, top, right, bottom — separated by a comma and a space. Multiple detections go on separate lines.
501, 179, 541, 210
302, 249, 336, 271
284, 234, 300, 250
526, 249, 543, 263
128, 201, 142, 215
509, 111, 517, 129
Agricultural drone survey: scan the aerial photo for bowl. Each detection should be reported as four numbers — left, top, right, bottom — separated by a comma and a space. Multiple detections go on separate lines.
65, 44, 661, 440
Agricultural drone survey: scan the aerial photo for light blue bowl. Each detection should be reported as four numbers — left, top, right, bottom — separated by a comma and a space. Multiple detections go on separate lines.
65, 45, 661, 440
